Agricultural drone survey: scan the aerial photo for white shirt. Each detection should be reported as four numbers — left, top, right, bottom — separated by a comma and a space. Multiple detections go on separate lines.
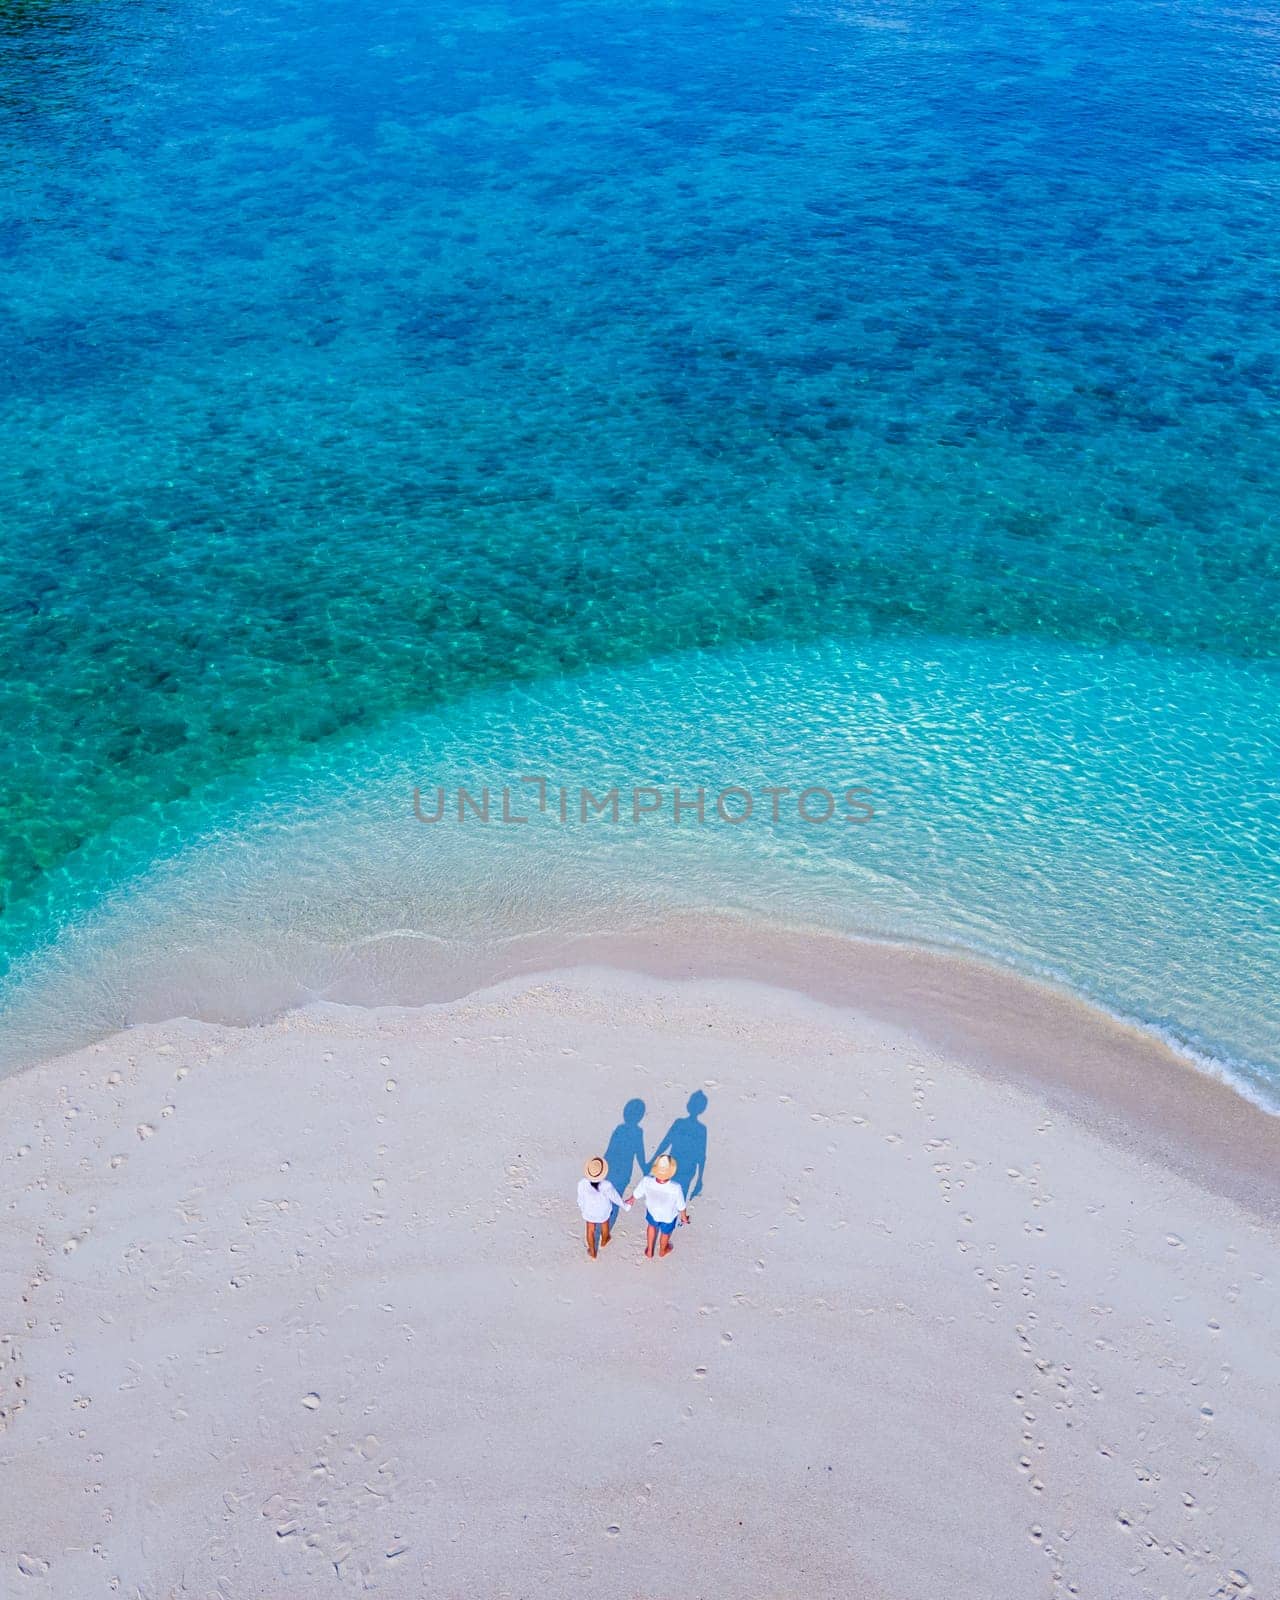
577, 1176, 625, 1223
630, 1175, 686, 1224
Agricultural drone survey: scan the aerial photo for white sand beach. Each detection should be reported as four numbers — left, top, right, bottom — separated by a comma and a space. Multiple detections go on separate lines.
2, 936, 1276, 1598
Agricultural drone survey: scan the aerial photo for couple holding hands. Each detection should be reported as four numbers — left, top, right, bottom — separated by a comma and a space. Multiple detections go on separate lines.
576, 1152, 690, 1260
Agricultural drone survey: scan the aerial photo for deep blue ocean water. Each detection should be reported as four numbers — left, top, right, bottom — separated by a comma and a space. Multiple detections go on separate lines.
1, 0, 1277, 1085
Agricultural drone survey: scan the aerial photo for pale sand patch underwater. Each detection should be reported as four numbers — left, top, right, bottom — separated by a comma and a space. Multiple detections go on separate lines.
1, 955, 1276, 1598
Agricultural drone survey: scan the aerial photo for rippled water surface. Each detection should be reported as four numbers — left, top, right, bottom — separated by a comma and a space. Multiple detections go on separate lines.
1, 0, 1277, 1080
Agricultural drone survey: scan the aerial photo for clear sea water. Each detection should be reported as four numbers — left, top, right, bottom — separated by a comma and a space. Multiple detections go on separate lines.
1, 0, 1277, 1089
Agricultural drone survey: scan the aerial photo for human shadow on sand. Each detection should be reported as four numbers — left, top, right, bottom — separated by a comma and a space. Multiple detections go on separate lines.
650, 1090, 709, 1201
602, 1097, 648, 1226
601, 1091, 711, 1225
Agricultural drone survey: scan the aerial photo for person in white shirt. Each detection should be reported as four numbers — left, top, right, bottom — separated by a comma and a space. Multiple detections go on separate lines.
577, 1156, 627, 1258
625, 1153, 690, 1259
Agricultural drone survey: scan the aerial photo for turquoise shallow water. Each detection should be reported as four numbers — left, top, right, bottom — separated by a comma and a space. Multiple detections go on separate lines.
1, 0, 1278, 1085
4, 637, 1277, 1097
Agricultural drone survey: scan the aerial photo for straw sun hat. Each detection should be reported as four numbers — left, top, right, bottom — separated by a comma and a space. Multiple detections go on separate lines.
584, 1156, 608, 1180
651, 1154, 677, 1180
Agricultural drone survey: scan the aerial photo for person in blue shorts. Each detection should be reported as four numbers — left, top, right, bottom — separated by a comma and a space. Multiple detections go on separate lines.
626, 1153, 690, 1259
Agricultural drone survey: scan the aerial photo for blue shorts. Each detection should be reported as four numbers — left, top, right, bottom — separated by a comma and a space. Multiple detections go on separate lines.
646, 1212, 678, 1236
